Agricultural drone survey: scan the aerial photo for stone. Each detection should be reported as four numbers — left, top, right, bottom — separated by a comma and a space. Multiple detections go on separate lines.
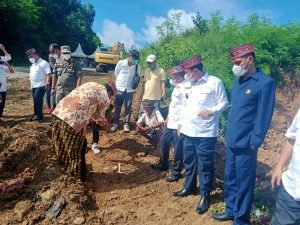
73, 216, 85, 224
136, 152, 146, 157
14, 200, 33, 221
46, 199, 65, 219
40, 189, 56, 201
21, 220, 29, 225
0, 161, 4, 172
112, 165, 118, 173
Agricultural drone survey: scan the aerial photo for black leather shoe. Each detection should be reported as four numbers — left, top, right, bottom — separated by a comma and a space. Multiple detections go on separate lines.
173, 188, 197, 197
165, 174, 182, 182
211, 212, 233, 221
196, 196, 210, 214
150, 163, 168, 171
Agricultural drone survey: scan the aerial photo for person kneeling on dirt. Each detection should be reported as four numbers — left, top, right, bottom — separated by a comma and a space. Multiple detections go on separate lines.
136, 100, 164, 151
52, 81, 116, 182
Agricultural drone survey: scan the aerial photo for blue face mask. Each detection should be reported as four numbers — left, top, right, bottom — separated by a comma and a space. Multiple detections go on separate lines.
131, 59, 138, 65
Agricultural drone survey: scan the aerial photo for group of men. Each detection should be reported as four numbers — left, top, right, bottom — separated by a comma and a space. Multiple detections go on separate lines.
25, 44, 82, 121
109, 43, 292, 225
2, 41, 299, 224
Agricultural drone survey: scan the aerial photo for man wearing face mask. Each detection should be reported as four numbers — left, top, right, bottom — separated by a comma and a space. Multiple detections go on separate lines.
211, 44, 275, 225
54, 45, 82, 104
26, 48, 52, 121
151, 66, 186, 182
110, 49, 141, 132
138, 54, 166, 119
174, 56, 228, 215
48, 43, 62, 108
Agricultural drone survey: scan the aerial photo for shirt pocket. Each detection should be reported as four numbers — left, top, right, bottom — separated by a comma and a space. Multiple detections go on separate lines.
197, 87, 211, 102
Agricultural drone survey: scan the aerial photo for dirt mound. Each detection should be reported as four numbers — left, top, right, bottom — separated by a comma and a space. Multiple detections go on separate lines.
0, 119, 97, 225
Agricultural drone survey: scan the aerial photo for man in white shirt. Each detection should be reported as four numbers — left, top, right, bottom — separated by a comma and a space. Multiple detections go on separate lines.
136, 100, 165, 150
111, 49, 140, 132
26, 48, 51, 121
151, 65, 186, 182
173, 56, 228, 215
0, 44, 14, 118
271, 108, 300, 225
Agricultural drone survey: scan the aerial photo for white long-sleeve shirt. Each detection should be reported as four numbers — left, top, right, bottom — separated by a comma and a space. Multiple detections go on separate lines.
180, 72, 228, 137
114, 59, 140, 93
282, 108, 300, 201
167, 80, 187, 129
29, 58, 51, 88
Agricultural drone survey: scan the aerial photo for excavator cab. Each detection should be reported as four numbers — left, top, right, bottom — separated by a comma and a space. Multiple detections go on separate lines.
95, 42, 125, 73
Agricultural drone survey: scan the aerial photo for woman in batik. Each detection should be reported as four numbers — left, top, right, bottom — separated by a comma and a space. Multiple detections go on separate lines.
52, 81, 116, 182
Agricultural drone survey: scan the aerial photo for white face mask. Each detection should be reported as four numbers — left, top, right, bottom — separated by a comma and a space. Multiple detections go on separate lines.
232, 58, 250, 77
169, 79, 177, 87
52, 54, 58, 59
29, 58, 35, 64
184, 73, 195, 83
62, 54, 71, 61
232, 65, 248, 77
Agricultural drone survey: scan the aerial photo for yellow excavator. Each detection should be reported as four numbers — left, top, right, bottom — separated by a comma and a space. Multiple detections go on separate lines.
95, 41, 125, 73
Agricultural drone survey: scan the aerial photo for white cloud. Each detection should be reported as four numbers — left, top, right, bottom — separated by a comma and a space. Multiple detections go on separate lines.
96, 1, 278, 48
97, 9, 197, 48
167, 9, 196, 29
97, 19, 139, 49
141, 16, 166, 43
141, 9, 196, 44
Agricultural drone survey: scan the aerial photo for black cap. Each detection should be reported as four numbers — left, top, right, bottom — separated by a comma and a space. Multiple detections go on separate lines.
129, 49, 139, 60
25, 48, 37, 56
49, 43, 60, 50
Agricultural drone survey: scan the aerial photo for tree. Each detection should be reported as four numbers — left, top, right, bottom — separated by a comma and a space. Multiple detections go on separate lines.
156, 12, 183, 41
192, 12, 209, 35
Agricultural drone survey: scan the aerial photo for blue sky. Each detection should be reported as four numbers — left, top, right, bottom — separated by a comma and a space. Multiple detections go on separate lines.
81, 0, 300, 48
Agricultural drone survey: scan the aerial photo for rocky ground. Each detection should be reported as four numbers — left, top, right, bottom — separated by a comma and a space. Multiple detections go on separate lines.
0, 68, 299, 225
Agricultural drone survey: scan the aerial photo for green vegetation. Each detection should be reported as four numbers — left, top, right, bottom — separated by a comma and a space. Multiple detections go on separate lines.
0, 0, 101, 62
140, 11, 300, 90
140, 12, 300, 135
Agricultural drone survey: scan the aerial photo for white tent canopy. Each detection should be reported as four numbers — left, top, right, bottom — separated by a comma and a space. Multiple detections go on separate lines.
71, 43, 87, 58
88, 46, 101, 59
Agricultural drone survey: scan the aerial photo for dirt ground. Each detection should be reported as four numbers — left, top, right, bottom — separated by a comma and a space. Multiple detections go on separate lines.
0, 68, 299, 225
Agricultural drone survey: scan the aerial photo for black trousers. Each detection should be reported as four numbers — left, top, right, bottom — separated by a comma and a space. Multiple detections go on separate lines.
92, 122, 100, 144
159, 127, 184, 175
0, 92, 6, 117
32, 86, 45, 119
